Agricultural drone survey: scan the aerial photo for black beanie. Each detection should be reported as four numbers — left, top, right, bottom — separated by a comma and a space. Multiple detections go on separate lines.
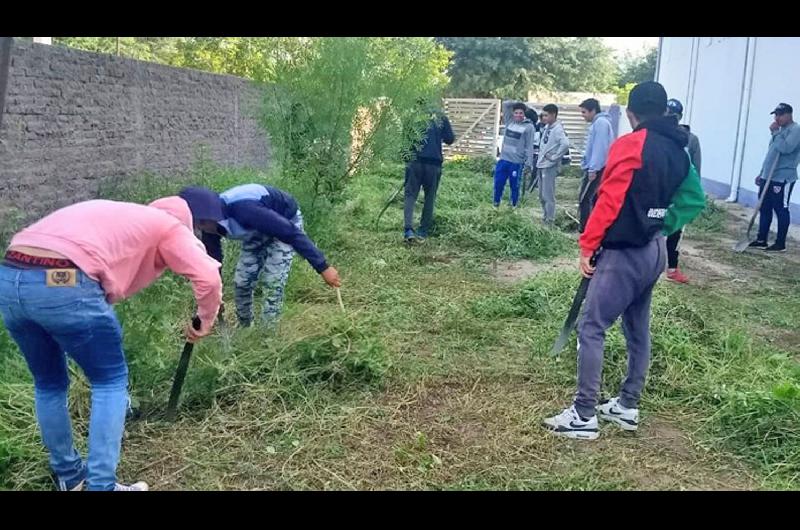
178, 186, 225, 223
628, 81, 668, 117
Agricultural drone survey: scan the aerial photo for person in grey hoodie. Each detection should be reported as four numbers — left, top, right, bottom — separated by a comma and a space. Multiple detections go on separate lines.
578, 98, 615, 232
535, 104, 570, 224
494, 101, 536, 208
749, 102, 800, 252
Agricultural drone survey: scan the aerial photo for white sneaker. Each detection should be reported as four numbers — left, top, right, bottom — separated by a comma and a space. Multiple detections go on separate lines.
114, 481, 149, 491
597, 397, 639, 431
542, 405, 599, 440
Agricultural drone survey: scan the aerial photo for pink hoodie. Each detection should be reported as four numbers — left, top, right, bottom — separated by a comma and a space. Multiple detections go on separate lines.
10, 198, 222, 330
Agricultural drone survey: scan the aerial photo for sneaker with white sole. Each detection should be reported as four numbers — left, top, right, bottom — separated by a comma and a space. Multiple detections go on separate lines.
114, 481, 149, 491
596, 397, 639, 431
542, 405, 599, 440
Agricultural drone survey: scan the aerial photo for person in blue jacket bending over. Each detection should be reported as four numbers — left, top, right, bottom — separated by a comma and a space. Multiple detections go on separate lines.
180, 184, 341, 328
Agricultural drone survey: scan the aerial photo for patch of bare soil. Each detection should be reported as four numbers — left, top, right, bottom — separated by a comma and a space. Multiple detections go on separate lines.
489, 257, 576, 283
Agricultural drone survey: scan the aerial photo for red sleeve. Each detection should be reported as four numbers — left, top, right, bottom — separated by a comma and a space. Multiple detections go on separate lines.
578, 130, 646, 257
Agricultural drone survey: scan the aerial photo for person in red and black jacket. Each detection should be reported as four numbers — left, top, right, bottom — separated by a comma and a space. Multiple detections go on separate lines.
543, 82, 704, 440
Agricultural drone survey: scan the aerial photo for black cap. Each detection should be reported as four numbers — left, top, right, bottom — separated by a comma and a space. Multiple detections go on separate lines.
666, 98, 684, 117
771, 103, 793, 115
178, 186, 225, 223
628, 81, 668, 117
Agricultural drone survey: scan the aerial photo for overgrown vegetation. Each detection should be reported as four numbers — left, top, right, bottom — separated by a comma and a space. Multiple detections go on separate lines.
32, 37, 654, 105
258, 37, 450, 204
2, 158, 798, 490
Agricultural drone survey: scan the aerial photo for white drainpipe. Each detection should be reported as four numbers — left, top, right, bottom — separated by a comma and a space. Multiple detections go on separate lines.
654, 37, 664, 82
727, 37, 758, 202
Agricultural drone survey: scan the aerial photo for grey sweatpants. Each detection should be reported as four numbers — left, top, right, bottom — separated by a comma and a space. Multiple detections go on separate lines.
573, 237, 667, 419
537, 166, 558, 223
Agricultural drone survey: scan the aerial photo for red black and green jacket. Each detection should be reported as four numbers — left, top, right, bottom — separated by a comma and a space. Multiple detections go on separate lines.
579, 116, 706, 257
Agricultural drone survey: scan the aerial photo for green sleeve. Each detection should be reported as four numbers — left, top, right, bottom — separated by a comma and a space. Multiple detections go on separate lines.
663, 163, 706, 236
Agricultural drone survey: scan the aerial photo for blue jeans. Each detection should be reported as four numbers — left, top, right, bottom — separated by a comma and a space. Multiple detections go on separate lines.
494, 159, 522, 206
0, 264, 129, 491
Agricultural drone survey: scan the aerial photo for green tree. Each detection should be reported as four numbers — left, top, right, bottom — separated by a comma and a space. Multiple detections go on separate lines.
612, 83, 637, 105
261, 37, 451, 204
436, 37, 617, 98
532, 38, 617, 92
171, 37, 312, 80
617, 47, 658, 86
436, 37, 536, 98
50, 37, 183, 64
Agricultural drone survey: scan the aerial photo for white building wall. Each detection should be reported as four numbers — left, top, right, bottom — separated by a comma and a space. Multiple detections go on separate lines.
686, 38, 749, 198
656, 38, 694, 104
657, 37, 800, 220
738, 38, 800, 208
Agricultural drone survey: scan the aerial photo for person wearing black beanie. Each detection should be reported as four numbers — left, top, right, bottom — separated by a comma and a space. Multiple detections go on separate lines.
543, 81, 706, 440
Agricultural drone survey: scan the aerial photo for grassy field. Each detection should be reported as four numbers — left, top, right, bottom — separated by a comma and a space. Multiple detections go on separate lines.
1, 158, 799, 490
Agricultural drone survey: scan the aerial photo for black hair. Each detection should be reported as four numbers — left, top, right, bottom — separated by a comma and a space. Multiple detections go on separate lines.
579, 98, 601, 113
542, 104, 559, 116
512, 102, 527, 112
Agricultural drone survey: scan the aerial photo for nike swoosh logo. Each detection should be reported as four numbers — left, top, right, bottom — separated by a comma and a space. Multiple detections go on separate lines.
569, 421, 590, 428
607, 408, 623, 416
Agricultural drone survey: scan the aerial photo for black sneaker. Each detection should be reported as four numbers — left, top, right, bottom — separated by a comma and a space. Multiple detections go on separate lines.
765, 244, 787, 252
748, 240, 768, 249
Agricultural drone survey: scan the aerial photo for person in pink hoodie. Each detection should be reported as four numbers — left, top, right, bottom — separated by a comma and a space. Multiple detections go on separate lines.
0, 196, 222, 491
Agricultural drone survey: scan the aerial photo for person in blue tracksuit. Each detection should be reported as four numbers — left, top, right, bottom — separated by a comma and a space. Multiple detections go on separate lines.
494, 101, 536, 208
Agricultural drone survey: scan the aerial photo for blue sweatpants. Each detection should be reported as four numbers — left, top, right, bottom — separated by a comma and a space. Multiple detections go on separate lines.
494, 159, 522, 206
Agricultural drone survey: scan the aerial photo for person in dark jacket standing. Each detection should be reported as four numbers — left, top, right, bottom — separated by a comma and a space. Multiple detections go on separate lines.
404, 108, 455, 241
542, 82, 705, 440
664, 98, 702, 283
180, 184, 341, 328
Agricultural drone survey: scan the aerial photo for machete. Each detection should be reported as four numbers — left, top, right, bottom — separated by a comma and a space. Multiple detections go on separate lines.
549, 254, 597, 357
374, 177, 406, 227
165, 316, 202, 421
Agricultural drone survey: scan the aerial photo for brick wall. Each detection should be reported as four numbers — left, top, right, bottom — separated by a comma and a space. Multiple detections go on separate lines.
0, 40, 270, 229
